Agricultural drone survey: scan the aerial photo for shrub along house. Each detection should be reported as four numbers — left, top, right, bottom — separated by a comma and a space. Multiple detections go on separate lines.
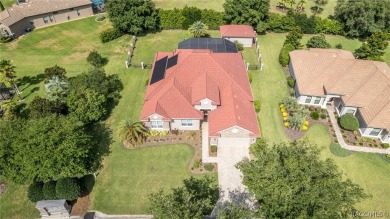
0, 0, 93, 38
289, 48, 390, 144
219, 25, 256, 47
140, 38, 260, 147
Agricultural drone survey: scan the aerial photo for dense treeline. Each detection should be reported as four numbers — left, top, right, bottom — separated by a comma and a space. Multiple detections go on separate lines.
159, 7, 224, 30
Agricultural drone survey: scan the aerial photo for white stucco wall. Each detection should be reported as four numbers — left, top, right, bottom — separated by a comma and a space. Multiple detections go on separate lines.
194, 98, 217, 111
170, 119, 201, 130
338, 105, 358, 116
145, 113, 170, 131
222, 37, 254, 47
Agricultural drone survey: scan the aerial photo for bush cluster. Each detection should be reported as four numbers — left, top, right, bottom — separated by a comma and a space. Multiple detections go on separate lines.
287, 76, 295, 88
254, 100, 261, 113
339, 113, 359, 131
382, 143, 390, 149
95, 14, 106, 22
100, 28, 123, 43
27, 177, 83, 202
234, 41, 244, 51
279, 43, 295, 66
159, 7, 223, 30
204, 164, 214, 172
210, 146, 217, 153
248, 72, 253, 83
310, 111, 319, 120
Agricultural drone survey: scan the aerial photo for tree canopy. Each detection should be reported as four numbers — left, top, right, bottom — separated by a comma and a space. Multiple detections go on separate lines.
223, 0, 270, 27
29, 96, 68, 119
284, 28, 303, 49
0, 115, 102, 183
237, 139, 368, 218
106, 0, 159, 34
335, 0, 390, 37
87, 50, 108, 68
148, 176, 219, 218
188, 21, 209, 37
44, 65, 67, 82
354, 32, 389, 61
306, 35, 331, 48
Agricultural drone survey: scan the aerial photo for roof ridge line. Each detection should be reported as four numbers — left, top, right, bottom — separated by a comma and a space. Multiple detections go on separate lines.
324, 59, 357, 93
344, 63, 379, 103
363, 86, 390, 124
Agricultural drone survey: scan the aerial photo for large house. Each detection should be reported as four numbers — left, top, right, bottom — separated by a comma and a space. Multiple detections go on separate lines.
140, 38, 260, 146
0, 0, 93, 38
219, 25, 256, 47
289, 48, 390, 144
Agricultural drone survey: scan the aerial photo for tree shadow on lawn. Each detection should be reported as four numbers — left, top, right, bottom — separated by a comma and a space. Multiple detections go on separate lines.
86, 122, 113, 172
17, 74, 45, 91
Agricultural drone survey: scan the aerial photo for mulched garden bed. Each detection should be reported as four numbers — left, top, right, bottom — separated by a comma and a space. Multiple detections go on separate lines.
123, 130, 217, 174
70, 188, 90, 217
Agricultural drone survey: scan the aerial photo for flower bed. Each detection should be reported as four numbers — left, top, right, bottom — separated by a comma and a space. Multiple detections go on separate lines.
279, 97, 310, 139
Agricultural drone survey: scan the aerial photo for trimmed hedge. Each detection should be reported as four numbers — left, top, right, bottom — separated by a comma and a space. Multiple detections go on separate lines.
287, 76, 295, 88
279, 43, 295, 66
310, 111, 319, 120
254, 100, 261, 113
248, 72, 253, 83
339, 113, 359, 131
56, 177, 81, 200
43, 181, 57, 200
27, 182, 44, 202
80, 174, 95, 193
204, 164, 214, 172
100, 28, 123, 43
234, 41, 244, 51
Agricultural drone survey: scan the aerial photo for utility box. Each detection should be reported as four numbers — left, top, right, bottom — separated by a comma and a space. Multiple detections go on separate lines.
36, 200, 71, 218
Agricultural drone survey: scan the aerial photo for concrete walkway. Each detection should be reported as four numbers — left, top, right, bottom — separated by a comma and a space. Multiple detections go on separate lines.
201, 122, 257, 215
327, 106, 390, 154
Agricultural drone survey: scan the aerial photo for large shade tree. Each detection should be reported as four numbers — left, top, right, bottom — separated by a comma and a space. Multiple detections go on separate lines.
223, 0, 270, 27
335, 0, 390, 37
148, 176, 219, 218
0, 115, 103, 183
106, 0, 159, 34
354, 32, 389, 61
237, 139, 368, 218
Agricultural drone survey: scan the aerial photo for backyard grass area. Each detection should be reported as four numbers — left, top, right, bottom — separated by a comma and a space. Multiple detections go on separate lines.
270, 0, 338, 18
254, 32, 390, 213
1, 0, 14, 8
153, 0, 225, 11
0, 17, 216, 217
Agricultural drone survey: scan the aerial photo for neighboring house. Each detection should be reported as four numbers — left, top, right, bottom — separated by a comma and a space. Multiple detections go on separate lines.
0, 0, 93, 38
140, 41, 260, 146
219, 25, 256, 47
289, 48, 390, 144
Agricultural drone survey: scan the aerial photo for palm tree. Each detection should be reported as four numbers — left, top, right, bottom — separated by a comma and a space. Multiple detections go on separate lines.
45, 76, 68, 101
0, 59, 21, 95
0, 99, 16, 119
188, 21, 209, 38
118, 120, 149, 147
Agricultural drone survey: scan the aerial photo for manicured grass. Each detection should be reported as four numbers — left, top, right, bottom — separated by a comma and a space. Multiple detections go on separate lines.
0, 18, 216, 216
254, 32, 390, 213
153, 0, 225, 11
1, 0, 14, 8
270, 0, 338, 18
91, 144, 197, 213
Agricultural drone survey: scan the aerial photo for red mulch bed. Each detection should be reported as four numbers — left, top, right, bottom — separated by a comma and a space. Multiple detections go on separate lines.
70, 188, 90, 217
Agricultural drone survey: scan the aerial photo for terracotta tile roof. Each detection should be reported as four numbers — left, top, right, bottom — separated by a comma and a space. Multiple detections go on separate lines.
0, 0, 91, 26
141, 49, 260, 137
289, 48, 390, 131
220, 25, 256, 38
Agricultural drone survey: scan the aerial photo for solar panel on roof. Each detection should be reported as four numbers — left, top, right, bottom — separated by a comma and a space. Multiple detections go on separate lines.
177, 38, 238, 53
150, 56, 168, 84
167, 54, 178, 69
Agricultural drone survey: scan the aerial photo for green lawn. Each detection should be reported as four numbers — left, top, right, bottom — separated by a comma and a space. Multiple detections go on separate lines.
0, 18, 216, 217
153, 0, 225, 11
270, 0, 338, 18
1, 0, 14, 8
253, 33, 390, 213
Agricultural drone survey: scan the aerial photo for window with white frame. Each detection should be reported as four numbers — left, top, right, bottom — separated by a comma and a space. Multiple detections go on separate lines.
369, 128, 381, 136
151, 121, 163, 128
43, 16, 49, 23
305, 96, 312, 103
346, 109, 355, 114
314, 97, 321, 104
181, 119, 193, 127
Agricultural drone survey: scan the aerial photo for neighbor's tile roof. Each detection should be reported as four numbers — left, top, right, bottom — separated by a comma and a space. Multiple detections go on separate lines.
220, 25, 256, 38
0, 0, 91, 26
290, 48, 390, 131
141, 49, 260, 137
